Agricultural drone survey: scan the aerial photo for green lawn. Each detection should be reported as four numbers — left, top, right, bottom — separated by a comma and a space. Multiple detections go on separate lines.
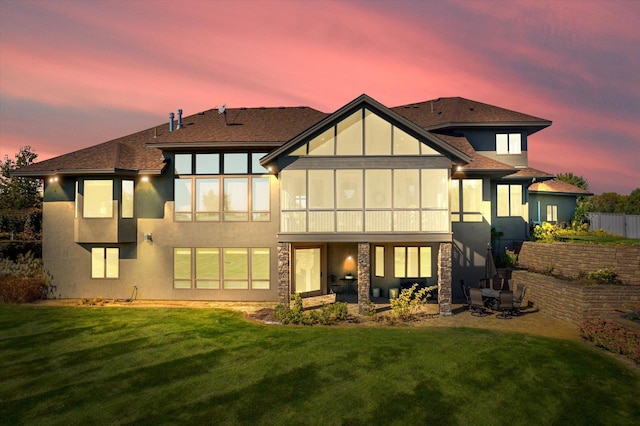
1, 305, 638, 425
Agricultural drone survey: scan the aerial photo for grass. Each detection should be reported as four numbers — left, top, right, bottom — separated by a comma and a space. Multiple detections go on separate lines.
557, 234, 640, 245
1, 305, 639, 425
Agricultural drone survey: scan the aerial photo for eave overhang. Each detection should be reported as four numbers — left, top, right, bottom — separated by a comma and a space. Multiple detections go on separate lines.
148, 141, 282, 150
11, 167, 164, 178
425, 120, 552, 135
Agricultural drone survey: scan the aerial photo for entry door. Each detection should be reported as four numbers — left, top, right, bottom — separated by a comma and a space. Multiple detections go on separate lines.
294, 247, 321, 297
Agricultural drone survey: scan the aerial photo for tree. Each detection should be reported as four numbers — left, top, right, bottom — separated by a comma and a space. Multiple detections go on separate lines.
627, 188, 640, 215
0, 146, 42, 210
556, 172, 591, 224
556, 172, 589, 190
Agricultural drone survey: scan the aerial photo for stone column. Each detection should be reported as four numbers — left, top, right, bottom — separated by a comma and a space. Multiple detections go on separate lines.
278, 242, 291, 307
438, 242, 452, 316
357, 242, 371, 315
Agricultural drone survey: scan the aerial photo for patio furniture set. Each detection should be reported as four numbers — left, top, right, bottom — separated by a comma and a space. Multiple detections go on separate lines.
461, 277, 526, 319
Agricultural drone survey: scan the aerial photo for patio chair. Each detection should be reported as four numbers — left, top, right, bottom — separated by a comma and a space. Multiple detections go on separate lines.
512, 285, 526, 315
460, 280, 470, 309
496, 290, 514, 319
469, 288, 487, 317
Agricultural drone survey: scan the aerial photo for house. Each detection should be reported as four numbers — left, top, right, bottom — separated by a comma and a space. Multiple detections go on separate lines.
15, 94, 572, 314
529, 179, 593, 225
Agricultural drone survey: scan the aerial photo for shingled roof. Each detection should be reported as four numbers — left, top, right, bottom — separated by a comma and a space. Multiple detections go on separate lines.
529, 179, 593, 196
12, 128, 166, 177
148, 106, 328, 147
13, 94, 554, 178
392, 97, 551, 132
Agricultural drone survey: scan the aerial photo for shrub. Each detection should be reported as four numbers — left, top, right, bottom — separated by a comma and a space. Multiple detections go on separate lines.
496, 247, 518, 268
274, 293, 352, 325
389, 283, 438, 321
581, 318, 640, 364
587, 268, 621, 285
0, 251, 51, 303
531, 222, 556, 242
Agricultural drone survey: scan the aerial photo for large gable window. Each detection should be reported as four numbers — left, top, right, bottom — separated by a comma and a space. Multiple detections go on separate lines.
84, 180, 113, 218
291, 109, 442, 157
496, 133, 522, 155
336, 110, 363, 155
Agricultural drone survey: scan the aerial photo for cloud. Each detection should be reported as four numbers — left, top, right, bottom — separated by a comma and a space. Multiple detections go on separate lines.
1, 0, 638, 194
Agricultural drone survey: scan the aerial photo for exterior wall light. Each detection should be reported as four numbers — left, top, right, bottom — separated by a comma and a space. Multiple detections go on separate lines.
141, 176, 149, 182
48, 176, 58, 183
143, 233, 153, 242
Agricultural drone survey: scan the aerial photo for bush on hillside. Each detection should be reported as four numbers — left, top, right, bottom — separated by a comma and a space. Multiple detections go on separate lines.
0, 251, 51, 303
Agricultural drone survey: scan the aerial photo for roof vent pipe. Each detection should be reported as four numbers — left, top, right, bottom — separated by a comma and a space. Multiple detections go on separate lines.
177, 109, 183, 129
169, 112, 175, 132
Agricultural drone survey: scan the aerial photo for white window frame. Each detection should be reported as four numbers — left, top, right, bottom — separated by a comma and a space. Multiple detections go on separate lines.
91, 248, 119, 279
497, 184, 523, 217
496, 133, 522, 155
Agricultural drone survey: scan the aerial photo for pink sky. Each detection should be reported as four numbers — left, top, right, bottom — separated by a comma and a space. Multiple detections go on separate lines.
1, 0, 638, 194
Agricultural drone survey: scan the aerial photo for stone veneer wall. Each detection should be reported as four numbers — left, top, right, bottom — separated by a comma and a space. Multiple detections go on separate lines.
277, 242, 291, 307
512, 270, 640, 326
438, 242, 452, 316
518, 241, 640, 285
357, 243, 371, 315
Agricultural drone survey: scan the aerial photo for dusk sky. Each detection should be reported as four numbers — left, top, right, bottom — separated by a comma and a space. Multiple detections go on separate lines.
1, 0, 638, 194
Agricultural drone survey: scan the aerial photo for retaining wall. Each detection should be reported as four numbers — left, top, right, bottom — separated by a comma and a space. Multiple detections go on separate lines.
518, 241, 640, 285
512, 270, 640, 326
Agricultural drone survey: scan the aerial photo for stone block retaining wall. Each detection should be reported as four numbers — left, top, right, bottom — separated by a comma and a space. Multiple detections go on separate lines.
512, 270, 640, 326
518, 241, 640, 285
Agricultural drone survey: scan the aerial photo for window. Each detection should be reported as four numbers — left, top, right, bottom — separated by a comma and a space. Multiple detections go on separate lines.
546, 205, 558, 222
281, 168, 450, 233
196, 154, 219, 174
336, 110, 363, 156
196, 178, 220, 221
173, 248, 192, 289
174, 247, 270, 290
223, 178, 248, 221
91, 248, 118, 278
84, 180, 113, 218
174, 154, 192, 175
451, 179, 483, 222
174, 153, 270, 222
393, 246, 431, 278
175, 177, 269, 222
496, 133, 522, 155
251, 248, 270, 289
375, 246, 385, 277
122, 180, 134, 218
251, 153, 268, 174
224, 153, 248, 174
75, 181, 79, 219
196, 248, 219, 289
291, 109, 443, 158
497, 184, 522, 217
